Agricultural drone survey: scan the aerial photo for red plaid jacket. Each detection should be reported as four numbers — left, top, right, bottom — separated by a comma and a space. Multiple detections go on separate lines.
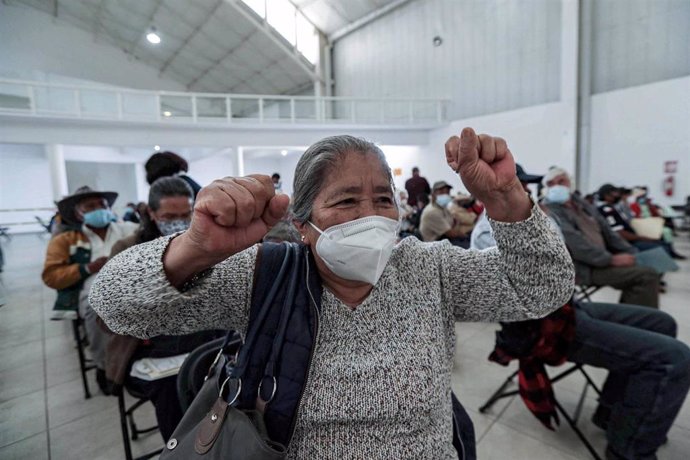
488, 303, 576, 430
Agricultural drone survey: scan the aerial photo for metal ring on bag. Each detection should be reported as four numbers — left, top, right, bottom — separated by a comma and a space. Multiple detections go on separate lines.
219, 376, 242, 405
257, 376, 277, 403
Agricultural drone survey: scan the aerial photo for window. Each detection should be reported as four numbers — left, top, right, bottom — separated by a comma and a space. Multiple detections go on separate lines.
241, 0, 319, 64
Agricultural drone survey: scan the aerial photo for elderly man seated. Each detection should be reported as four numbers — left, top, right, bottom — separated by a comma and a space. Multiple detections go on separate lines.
471, 186, 690, 460
542, 168, 659, 308
420, 180, 472, 247
42, 186, 138, 393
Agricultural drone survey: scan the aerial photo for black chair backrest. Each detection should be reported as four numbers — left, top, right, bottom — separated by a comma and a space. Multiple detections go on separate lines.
176, 334, 241, 413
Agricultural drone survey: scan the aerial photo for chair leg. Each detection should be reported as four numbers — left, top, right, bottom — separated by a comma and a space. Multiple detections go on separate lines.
554, 399, 603, 460
479, 369, 520, 413
579, 366, 602, 397
126, 398, 159, 439
118, 391, 134, 460
71, 319, 91, 399
572, 380, 589, 424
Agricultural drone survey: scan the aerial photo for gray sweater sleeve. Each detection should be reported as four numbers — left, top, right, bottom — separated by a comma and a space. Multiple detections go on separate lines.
89, 235, 257, 339
439, 203, 575, 322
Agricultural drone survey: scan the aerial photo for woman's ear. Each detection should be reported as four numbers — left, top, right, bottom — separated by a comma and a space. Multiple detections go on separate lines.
293, 220, 310, 244
147, 207, 156, 222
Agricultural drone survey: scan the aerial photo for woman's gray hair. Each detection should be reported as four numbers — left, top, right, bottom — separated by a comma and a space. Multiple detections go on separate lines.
292, 135, 394, 223
148, 176, 194, 211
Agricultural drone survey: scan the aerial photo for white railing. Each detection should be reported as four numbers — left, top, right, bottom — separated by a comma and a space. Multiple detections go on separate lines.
0, 79, 448, 125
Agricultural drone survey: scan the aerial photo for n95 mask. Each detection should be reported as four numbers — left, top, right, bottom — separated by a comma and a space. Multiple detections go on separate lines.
309, 216, 399, 285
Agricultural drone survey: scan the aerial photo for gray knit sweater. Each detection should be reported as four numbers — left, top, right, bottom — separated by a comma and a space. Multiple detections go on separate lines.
90, 205, 574, 459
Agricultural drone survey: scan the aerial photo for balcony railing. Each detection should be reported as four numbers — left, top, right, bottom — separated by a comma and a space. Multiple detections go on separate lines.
0, 79, 448, 125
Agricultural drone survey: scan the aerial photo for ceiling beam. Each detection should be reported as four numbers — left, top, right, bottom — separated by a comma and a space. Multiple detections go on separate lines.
92, 0, 106, 39
329, 0, 415, 43
227, 59, 283, 93
185, 31, 255, 90
159, 0, 224, 75
223, 0, 320, 83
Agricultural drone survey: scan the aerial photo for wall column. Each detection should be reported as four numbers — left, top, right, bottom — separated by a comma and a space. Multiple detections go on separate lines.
45, 144, 68, 201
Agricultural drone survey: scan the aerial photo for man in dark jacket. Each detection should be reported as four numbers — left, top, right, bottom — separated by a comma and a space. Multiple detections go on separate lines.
542, 168, 659, 308
404, 167, 431, 208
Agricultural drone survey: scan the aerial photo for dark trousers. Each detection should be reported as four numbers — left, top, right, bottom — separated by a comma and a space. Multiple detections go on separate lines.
589, 265, 659, 308
127, 375, 183, 442
632, 240, 673, 257
569, 302, 690, 459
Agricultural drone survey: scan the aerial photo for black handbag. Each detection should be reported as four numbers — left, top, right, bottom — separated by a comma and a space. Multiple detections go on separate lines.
160, 243, 296, 459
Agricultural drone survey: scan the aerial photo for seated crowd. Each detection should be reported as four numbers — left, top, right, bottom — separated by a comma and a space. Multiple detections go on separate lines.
40, 146, 688, 460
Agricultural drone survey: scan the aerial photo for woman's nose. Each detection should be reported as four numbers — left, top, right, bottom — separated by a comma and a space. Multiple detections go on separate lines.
358, 200, 377, 218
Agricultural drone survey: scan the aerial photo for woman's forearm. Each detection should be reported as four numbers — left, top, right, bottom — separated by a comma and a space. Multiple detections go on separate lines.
163, 232, 226, 288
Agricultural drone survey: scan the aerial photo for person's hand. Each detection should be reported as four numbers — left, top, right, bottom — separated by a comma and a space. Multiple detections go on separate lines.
186, 175, 289, 260
164, 175, 290, 286
610, 253, 636, 267
87, 257, 108, 274
445, 127, 530, 222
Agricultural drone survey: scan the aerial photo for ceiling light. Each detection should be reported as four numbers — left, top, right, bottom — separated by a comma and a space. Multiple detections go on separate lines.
154, 145, 161, 151
281, 150, 288, 156
163, 111, 172, 117
146, 27, 161, 44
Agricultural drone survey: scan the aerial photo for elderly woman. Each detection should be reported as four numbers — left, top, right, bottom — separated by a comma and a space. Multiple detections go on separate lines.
90, 128, 574, 459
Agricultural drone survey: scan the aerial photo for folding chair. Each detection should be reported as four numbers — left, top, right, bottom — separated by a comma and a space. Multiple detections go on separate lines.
116, 385, 164, 460
0, 227, 11, 241
71, 316, 96, 399
574, 285, 602, 302
479, 363, 602, 460
34, 216, 53, 235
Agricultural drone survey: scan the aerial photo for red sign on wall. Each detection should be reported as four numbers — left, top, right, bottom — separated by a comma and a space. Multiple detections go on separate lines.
664, 161, 678, 174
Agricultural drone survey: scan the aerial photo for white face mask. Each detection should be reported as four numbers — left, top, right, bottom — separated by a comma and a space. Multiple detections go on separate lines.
309, 216, 399, 285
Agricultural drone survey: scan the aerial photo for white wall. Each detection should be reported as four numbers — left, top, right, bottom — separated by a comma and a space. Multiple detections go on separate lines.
382, 102, 577, 195
592, 0, 690, 94
243, 153, 302, 197
0, 4, 184, 91
588, 75, 690, 207
189, 153, 236, 189
64, 161, 139, 215
333, 0, 561, 120
0, 143, 54, 233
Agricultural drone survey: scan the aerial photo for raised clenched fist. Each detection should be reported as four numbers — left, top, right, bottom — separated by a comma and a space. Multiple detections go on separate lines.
187, 175, 290, 257
445, 127, 530, 222
164, 175, 290, 286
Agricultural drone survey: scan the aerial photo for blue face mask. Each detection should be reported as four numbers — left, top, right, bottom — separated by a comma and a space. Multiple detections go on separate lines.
83, 209, 114, 228
435, 194, 452, 208
156, 219, 191, 236
545, 185, 571, 204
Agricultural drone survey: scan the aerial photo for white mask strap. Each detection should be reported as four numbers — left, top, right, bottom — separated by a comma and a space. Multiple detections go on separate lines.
308, 221, 325, 235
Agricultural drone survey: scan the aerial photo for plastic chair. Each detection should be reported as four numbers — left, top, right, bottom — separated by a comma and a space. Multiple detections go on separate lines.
479, 363, 602, 460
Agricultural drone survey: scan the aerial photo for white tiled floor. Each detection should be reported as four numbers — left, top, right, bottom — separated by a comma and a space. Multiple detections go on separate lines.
0, 233, 688, 459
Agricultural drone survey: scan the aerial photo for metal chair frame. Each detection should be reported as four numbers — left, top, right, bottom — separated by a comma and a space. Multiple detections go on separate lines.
479, 363, 603, 460
574, 285, 602, 302
117, 386, 164, 460
71, 317, 96, 399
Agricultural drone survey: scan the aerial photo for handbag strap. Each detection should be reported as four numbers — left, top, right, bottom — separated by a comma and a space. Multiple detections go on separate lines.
258, 243, 301, 403
225, 242, 294, 400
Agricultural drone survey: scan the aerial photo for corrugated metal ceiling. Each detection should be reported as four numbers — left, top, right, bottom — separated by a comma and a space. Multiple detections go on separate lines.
8, 0, 400, 94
